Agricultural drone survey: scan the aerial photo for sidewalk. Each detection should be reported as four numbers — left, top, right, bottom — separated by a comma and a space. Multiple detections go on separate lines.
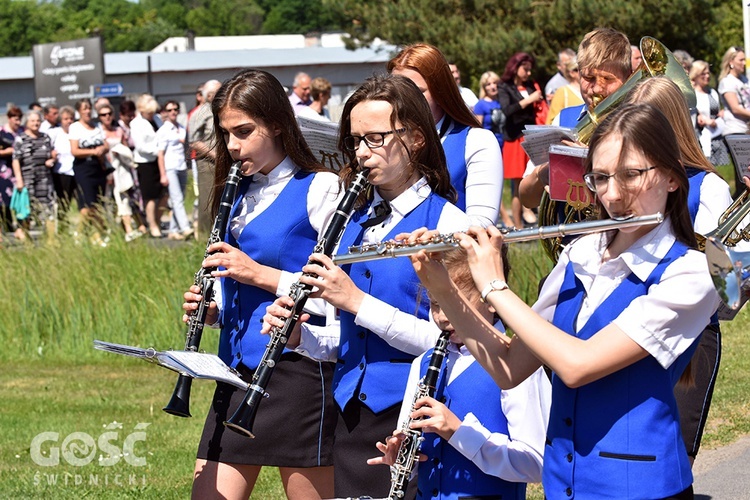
693, 435, 750, 499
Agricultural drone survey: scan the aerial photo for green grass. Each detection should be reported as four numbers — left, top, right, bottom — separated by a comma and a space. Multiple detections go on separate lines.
0, 213, 748, 499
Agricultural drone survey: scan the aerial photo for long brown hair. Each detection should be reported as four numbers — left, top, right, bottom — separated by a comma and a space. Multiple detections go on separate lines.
585, 103, 697, 249
387, 43, 479, 128
624, 77, 716, 173
338, 74, 456, 209
209, 69, 324, 216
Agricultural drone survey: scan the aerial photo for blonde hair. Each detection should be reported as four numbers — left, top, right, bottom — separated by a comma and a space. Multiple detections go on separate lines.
136, 94, 159, 115
577, 28, 632, 81
719, 46, 744, 81
478, 71, 500, 100
689, 60, 710, 85
624, 77, 715, 173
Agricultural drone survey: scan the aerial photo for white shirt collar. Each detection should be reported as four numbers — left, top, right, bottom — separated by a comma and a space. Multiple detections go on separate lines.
570, 216, 677, 283
371, 176, 432, 219
250, 155, 297, 184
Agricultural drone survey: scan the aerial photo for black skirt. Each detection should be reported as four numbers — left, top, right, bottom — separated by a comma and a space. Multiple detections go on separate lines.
136, 161, 165, 201
196, 352, 337, 467
73, 157, 107, 208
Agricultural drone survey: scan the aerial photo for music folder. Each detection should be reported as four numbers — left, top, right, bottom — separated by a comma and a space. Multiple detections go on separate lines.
93, 340, 248, 390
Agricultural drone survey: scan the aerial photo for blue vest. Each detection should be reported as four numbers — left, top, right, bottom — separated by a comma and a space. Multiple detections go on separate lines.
333, 194, 448, 413
558, 104, 586, 128
417, 354, 524, 500
544, 241, 697, 498
218, 170, 324, 369
686, 166, 707, 224
442, 122, 470, 211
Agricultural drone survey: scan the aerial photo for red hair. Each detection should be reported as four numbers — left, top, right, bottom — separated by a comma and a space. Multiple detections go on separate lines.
388, 43, 479, 128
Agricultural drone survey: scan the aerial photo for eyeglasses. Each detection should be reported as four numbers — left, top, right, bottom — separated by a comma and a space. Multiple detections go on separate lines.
98, 112, 112, 117
583, 166, 657, 192
343, 128, 407, 151
165, 107, 179, 112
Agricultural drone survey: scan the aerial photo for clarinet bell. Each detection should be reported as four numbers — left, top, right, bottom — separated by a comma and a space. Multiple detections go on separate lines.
163, 374, 193, 418
223, 387, 264, 438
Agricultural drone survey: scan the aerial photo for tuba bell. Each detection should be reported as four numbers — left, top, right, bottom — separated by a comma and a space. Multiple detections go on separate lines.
538, 36, 696, 262
703, 189, 750, 312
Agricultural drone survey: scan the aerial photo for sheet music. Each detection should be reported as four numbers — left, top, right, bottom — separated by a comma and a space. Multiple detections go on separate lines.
724, 134, 750, 181
297, 115, 344, 171
521, 125, 578, 165
93, 340, 248, 390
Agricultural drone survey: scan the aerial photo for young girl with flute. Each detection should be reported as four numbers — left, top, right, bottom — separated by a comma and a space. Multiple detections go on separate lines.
368, 247, 550, 500
181, 69, 342, 500
407, 104, 719, 499
264, 73, 470, 498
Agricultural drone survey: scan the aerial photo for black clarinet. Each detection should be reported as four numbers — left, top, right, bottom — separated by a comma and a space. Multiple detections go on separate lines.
163, 161, 242, 417
388, 330, 452, 499
224, 167, 371, 437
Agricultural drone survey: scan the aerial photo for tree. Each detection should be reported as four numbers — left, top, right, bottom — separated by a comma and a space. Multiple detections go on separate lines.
260, 0, 345, 35
325, 0, 725, 90
185, 0, 264, 36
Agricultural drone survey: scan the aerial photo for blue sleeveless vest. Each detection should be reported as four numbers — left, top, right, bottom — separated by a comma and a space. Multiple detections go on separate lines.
686, 166, 707, 224
442, 122, 470, 211
333, 194, 448, 413
218, 170, 324, 369
417, 354, 524, 500
544, 240, 697, 498
558, 104, 586, 128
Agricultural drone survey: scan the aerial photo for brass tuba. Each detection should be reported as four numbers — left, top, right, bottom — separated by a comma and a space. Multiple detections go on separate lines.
538, 36, 696, 262
703, 189, 750, 312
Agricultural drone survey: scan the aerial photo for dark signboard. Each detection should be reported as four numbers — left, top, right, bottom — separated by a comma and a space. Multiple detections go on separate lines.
32, 38, 105, 107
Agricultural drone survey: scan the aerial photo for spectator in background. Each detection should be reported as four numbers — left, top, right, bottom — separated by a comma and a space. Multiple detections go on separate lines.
296, 77, 332, 122
118, 100, 136, 149
449, 62, 479, 109
69, 98, 110, 246
28, 102, 42, 112
544, 48, 576, 102
498, 52, 545, 229
51, 106, 77, 226
631, 44, 643, 72
187, 83, 205, 230
691, 60, 729, 165
157, 100, 192, 240
12, 110, 57, 240
288, 71, 312, 112
131, 94, 166, 238
40, 105, 59, 135
674, 49, 694, 75
546, 56, 583, 124
188, 78, 222, 240
0, 106, 23, 238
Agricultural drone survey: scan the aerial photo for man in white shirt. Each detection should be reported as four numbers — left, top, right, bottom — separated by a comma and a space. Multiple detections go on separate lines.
288, 72, 313, 113
449, 63, 478, 110
544, 48, 576, 102
39, 105, 59, 136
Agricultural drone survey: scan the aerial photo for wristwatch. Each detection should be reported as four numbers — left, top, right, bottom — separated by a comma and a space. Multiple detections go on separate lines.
480, 279, 508, 303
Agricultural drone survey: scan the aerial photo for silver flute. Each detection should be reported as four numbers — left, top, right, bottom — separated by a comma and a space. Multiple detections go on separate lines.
332, 213, 664, 266
388, 330, 452, 500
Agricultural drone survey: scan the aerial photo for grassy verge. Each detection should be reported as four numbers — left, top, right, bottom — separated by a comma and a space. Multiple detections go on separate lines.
0, 225, 748, 499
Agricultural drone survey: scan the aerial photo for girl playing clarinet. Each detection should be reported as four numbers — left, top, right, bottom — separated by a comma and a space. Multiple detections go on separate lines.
407, 104, 719, 499
368, 247, 550, 500
264, 73, 470, 498
182, 69, 342, 500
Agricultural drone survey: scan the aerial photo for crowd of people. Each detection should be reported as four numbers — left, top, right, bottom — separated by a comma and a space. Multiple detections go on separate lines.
0, 84, 244, 245
4, 26, 748, 499
169, 27, 747, 500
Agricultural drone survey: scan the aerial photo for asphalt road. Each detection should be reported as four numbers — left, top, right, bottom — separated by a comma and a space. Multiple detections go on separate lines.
693, 435, 750, 499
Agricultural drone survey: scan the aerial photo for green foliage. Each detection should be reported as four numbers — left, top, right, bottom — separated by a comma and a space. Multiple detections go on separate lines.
262, 0, 347, 35
185, 0, 264, 37
326, 0, 730, 94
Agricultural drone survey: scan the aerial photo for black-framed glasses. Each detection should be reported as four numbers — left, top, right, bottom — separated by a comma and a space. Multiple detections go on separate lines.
98, 112, 112, 117
583, 166, 657, 192
343, 128, 407, 151
165, 107, 179, 112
